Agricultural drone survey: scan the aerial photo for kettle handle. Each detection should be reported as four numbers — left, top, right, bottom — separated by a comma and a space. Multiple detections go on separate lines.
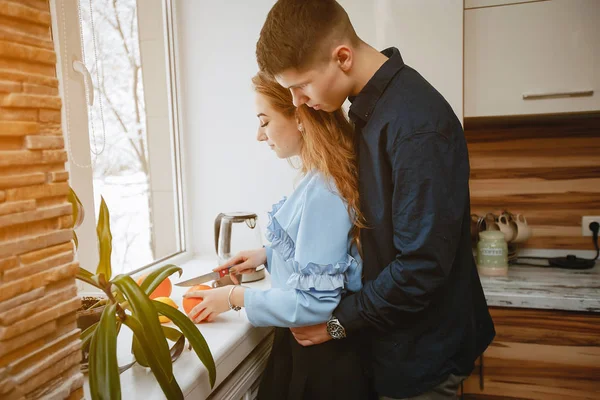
214, 213, 225, 254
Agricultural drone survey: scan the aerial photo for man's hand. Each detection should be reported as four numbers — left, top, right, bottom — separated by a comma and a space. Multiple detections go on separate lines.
290, 323, 331, 346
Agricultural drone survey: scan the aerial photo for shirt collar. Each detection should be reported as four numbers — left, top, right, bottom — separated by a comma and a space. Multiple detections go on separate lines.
348, 47, 405, 124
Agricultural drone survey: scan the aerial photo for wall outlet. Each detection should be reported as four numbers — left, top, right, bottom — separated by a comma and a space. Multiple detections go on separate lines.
582, 216, 600, 236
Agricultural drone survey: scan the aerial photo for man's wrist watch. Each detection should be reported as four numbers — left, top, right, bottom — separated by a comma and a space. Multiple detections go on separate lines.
326, 315, 347, 339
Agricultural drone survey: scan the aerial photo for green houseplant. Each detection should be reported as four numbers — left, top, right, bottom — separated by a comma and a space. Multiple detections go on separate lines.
68, 189, 216, 399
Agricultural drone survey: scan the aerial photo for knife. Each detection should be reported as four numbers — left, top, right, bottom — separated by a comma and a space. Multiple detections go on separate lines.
174, 267, 232, 287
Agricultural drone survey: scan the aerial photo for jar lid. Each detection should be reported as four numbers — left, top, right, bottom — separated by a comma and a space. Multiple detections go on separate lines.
479, 230, 505, 240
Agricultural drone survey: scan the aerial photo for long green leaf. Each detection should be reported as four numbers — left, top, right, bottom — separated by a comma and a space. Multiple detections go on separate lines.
139, 264, 182, 297
96, 197, 112, 280
123, 315, 183, 400
153, 300, 216, 388
77, 267, 101, 289
89, 303, 120, 400
132, 336, 149, 368
162, 326, 183, 342
111, 275, 172, 377
80, 321, 99, 353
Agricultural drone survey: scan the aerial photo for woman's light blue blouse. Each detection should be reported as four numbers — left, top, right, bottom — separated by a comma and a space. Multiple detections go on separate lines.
244, 171, 362, 328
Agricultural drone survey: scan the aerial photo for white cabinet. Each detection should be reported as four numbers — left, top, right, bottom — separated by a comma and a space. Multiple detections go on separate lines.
465, 0, 600, 117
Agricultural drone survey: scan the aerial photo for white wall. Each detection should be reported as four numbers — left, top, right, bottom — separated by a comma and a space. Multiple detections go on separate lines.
176, 0, 464, 257
176, 0, 297, 257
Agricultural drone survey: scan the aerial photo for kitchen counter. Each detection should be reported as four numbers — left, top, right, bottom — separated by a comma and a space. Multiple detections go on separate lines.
83, 258, 274, 399
480, 264, 600, 313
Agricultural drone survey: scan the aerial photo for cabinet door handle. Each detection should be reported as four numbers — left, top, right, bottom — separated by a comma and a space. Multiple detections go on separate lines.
522, 89, 594, 100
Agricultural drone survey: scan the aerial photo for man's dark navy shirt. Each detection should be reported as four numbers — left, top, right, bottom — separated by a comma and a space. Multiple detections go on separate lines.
334, 47, 495, 398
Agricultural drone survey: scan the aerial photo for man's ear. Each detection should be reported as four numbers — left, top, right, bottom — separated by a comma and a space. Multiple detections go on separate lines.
332, 45, 353, 72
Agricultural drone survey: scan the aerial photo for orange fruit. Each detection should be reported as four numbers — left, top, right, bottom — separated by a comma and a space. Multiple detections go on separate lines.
154, 297, 178, 324
182, 285, 212, 322
136, 273, 172, 300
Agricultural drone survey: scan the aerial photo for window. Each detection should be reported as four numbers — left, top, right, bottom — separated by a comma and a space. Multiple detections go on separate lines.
52, 0, 185, 275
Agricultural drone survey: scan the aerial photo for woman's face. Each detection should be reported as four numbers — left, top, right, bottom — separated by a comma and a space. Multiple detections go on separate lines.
255, 93, 302, 159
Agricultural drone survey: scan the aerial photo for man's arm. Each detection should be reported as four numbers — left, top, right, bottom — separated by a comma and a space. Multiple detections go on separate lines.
334, 130, 468, 334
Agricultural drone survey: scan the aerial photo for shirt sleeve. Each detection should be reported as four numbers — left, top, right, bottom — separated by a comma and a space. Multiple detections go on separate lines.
335, 131, 467, 333
264, 245, 273, 273
245, 177, 358, 327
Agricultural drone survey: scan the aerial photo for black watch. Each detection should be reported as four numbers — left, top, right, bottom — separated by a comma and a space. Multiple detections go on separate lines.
326, 316, 346, 339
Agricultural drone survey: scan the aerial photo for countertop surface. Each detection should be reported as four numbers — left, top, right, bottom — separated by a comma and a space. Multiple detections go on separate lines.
479, 264, 600, 313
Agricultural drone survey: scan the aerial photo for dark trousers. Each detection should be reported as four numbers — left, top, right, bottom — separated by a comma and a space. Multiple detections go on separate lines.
257, 327, 373, 400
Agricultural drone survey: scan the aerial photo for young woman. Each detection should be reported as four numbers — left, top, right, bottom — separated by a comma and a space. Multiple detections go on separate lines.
184, 72, 370, 399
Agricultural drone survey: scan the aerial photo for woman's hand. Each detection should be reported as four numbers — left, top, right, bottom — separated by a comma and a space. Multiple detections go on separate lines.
183, 286, 232, 323
214, 248, 266, 284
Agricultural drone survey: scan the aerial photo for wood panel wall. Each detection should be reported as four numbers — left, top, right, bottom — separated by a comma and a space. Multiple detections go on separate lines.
0, 1, 83, 399
465, 114, 600, 250
463, 307, 600, 399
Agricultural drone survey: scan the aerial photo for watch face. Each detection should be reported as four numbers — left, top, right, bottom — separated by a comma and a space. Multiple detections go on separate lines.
327, 319, 346, 339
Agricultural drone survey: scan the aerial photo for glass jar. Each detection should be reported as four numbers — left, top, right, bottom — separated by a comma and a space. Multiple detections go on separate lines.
477, 230, 508, 276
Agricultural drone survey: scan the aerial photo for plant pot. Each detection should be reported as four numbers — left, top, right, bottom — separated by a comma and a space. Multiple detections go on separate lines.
77, 293, 107, 366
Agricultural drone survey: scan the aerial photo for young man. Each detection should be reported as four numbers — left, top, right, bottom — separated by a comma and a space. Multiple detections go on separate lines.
255, 1, 496, 399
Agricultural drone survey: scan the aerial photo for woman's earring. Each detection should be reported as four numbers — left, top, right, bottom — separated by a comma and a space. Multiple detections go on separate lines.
298, 123, 304, 134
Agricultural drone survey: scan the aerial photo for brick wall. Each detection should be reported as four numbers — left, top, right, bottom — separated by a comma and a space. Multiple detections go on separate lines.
0, 0, 83, 399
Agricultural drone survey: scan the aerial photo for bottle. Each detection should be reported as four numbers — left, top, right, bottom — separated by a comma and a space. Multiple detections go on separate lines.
477, 230, 508, 277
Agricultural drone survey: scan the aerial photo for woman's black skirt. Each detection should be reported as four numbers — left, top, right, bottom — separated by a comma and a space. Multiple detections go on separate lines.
257, 327, 373, 400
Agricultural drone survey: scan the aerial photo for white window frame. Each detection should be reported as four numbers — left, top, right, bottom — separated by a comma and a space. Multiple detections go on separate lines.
50, 0, 192, 286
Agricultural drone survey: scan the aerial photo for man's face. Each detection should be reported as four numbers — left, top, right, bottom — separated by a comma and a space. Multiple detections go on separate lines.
275, 59, 351, 112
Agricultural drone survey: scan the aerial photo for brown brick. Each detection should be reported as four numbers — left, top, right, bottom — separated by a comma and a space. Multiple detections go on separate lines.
5, 182, 69, 201
57, 215, 72, 229
29, 368, 83, 399
24, 134, 62, 149
37, 109, 60, 123
65, 385, 85, 400
7, 328, 79, 375
13, 339, 80, 384
54, 312, 77, 339
0, 217, 58, 243
0, 191, 4, 202
4, 249, 73, 281
0, 261, 77, 302
18, 349, 80, 395
0, 121, 38, 137
0, 200, 35, 217
0, 150, 42, 166
0, 376, 16, 395
0, 296, 80, 340
0, 320, 53, 358
0, 1, 51, 26
0, 287, 43, 314
0, 79, 19, 93
0, 40, 55, 65
0, 172, 45, 189
0, 229, 72, 263
0, 69, 57, 88
49, 171, 68, 183
26, 365, 82, 399
22, 82, 56, 95
0, 57, 55, 77
1, 386, 24, 400
0, 106, 38, 122
0, 256, 17, 272
0, 338, 43, 369
0, 15, 49, 42
19, 241, 72, 265
15, 0, 49, 13
0, 203, 71, 229
0, 25, 52, 50
41, 149, 67, 163
0, 283, 76, 325
2, 93, 60, 109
